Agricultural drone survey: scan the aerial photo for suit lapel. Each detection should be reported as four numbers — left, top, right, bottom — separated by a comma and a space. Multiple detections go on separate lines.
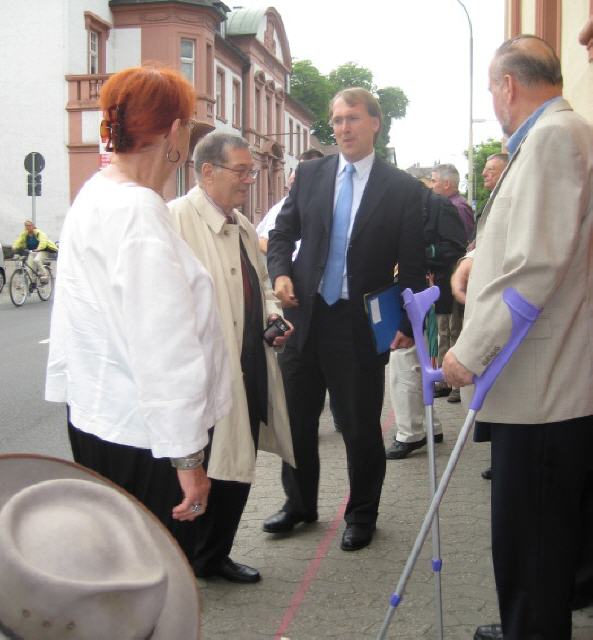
350, 158, 389, 243
317, 155, 339, 234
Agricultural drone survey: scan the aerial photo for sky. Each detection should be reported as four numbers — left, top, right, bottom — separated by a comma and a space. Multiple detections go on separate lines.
235, 0, 506, 184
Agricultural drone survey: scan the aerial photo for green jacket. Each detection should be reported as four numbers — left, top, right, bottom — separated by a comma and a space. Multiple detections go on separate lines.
12, 229, 58, 253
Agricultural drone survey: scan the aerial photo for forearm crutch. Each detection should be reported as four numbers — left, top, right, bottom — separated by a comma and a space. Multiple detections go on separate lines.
377, 286, 540, 640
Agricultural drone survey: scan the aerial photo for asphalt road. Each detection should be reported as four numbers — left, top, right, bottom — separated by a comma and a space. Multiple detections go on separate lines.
0, 289, 69, 458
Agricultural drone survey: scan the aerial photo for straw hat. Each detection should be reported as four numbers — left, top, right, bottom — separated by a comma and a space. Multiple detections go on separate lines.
0, 454, 200, 640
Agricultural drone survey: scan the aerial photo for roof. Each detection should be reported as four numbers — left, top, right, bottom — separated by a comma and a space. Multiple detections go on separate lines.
225, 7, 266, 36
109, 0, 230, 17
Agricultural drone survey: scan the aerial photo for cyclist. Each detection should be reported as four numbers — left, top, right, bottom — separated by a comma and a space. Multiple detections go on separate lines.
12, 220, 57, 283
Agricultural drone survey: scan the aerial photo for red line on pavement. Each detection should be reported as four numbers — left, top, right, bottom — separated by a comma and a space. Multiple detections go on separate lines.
273, 410, 396, 639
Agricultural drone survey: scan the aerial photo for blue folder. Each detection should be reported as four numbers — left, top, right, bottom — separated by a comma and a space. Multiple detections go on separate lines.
364, 283, 402, 354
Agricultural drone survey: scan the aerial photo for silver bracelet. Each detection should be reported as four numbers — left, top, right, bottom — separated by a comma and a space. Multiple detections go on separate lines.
170, 450, 205, 470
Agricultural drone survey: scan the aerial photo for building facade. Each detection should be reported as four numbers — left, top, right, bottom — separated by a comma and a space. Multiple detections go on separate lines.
505, 0, 593, 122
0, 1, 315, 242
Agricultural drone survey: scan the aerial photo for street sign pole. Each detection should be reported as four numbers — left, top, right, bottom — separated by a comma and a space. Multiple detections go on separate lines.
31, 152, 37, 226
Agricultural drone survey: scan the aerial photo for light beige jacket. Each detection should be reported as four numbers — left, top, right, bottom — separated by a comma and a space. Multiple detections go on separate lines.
168, 187, 294, 482
453, 99, 593, 423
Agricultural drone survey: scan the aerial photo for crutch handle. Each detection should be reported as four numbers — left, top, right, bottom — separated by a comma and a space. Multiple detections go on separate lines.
402, 286, 444, 406
469, 288, 540, 410
402, 287, 540, 408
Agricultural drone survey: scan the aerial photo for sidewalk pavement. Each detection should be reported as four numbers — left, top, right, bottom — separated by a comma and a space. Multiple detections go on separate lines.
198, 394, 593, 639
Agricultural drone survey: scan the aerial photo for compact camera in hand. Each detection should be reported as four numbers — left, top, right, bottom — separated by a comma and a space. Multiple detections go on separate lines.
263, 316, 290, 346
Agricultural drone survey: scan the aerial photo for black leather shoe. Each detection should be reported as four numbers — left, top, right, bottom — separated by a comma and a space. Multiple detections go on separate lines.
481, 467, 492, 480
386, 438, 427, 459
473, 623, 503, 640
341, 523, 376, 551
434, 383, 451, 398
263, 509, 317, 533
211, 557, 261, 584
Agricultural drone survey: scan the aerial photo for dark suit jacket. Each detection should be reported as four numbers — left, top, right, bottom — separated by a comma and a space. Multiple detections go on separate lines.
267, 154, 426, 366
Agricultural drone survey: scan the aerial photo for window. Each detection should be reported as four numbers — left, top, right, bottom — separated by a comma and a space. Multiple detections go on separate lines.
88, 31, 99, 74
266, 95, 273, 134
84, 12, 111, 75
303, 129, 308, 152
296, 124, 301, 157
275, 102, 282, 142
232, 80, 241, 128
180, 39, 195, 86
289, 118, 294, 155
206, 44, 213, 95
255, 87, 261, 132
176, 166, 186, 197
216, 69, 225, 119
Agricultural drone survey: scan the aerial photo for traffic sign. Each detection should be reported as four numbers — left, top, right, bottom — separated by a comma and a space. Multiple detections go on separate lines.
24, 152, 45, 174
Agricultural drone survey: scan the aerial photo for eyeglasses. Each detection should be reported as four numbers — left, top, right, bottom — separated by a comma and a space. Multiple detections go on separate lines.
211, 164, 259, 180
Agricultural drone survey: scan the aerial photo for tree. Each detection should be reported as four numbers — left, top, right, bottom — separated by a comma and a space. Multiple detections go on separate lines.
328, 62, 374, 93
376, 87, 409, 159
290, 60, 408, 158
467, 138, 505, 212
290, 60, 334, 144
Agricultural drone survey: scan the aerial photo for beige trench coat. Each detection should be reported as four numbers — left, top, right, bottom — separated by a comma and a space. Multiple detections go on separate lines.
168, 186, 295, 483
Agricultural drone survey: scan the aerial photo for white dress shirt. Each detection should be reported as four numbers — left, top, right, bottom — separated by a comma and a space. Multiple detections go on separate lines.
319, 151, 375, 299
45, 172, 232, 458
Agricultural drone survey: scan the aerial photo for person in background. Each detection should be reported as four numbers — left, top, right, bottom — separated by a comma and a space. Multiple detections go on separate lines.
431, 163, 474, 403
257, 148, 324, 255
45, 65, 232, 561
476, 151, 509, 481
12, 219, 57, 283
168, 132, 294, 584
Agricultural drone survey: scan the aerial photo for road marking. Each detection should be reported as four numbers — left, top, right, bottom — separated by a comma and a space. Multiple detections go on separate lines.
273, 410, 396, 640
38, 338, 50, 344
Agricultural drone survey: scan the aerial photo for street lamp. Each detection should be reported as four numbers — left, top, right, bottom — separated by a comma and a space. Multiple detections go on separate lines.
455, 0, 474, 208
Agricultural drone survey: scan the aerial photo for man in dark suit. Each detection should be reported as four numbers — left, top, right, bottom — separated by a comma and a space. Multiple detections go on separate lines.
264, 88, 426, 551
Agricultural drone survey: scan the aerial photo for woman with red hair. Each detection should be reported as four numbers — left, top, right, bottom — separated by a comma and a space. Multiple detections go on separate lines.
45, 65, 232, 557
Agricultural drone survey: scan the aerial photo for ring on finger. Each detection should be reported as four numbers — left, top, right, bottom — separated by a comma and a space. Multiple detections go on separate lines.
191, 503, 202, 513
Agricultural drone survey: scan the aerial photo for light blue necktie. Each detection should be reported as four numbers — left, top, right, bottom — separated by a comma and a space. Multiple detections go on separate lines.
321, 163, 355, 305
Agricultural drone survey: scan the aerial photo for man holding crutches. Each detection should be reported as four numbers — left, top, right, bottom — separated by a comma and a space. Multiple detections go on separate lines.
444, 35, 593, 640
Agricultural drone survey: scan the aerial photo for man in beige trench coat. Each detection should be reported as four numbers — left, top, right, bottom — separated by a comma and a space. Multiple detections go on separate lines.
169, 132, 294, 584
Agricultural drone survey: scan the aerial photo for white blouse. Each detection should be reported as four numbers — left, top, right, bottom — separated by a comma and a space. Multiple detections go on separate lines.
46, 172, 232, 458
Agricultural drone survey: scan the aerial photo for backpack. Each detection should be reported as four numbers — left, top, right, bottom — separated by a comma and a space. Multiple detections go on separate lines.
421, 186, 467, 270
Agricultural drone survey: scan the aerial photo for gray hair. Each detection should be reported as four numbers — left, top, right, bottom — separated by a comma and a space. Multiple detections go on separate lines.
486, 152, 509, 165
433, 163, 460, 188
193, 132, 250, 182
492, 34, 563, 87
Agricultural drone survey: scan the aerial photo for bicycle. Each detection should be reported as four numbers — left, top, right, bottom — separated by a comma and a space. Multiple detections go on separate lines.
9, 251, 54, 307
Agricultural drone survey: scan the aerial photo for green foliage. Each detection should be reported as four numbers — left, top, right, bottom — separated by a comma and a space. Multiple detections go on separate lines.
290, 60, 408, 157
467, 138, 504, 212
290, 60, 335, 144
328, 62, 375, 93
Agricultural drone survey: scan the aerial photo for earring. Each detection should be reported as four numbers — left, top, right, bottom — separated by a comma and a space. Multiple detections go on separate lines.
166, 147, 181, 163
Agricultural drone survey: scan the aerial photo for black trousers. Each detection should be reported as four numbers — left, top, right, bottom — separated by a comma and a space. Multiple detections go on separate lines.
279, 296, 386, 525
488, 416, 593, 640
68, 421, 199, 560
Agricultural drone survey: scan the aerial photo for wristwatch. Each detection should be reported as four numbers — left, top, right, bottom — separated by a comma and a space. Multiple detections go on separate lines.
170, 449, 205, 470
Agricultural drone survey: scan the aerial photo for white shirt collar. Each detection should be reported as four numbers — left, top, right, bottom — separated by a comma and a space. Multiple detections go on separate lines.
337, 151, 375, 180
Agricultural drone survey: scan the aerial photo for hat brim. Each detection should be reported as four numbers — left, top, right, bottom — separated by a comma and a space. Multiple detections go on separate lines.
0, 454, 200, 640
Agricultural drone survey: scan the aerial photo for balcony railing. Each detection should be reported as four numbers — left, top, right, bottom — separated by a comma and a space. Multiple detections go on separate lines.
65, 74, 111, 110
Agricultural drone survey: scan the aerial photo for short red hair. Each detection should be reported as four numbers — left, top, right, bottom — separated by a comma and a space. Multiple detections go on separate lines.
100, 64, 196, 152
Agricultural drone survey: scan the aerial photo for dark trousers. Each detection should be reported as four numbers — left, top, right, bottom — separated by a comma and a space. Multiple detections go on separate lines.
68, 421, 198, 560
189, 428, 252, 576
279, 296, 386, 525
190, 343, 262, 575
488, 416, 593, 640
